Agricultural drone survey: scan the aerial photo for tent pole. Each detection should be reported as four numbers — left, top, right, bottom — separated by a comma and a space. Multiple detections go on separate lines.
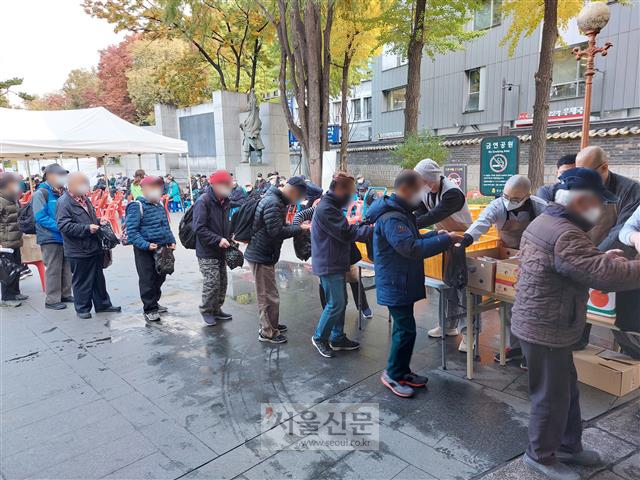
186, 154, 193, 203
137, 154, 142, 169
25, 158, 33, 192
76, 158, 80, 172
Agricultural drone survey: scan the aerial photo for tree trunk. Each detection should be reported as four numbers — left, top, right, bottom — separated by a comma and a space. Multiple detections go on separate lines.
529, 0, 558, 190
249, 38, 261, 91
404, 0, 426, 135
339, 52, 352, 171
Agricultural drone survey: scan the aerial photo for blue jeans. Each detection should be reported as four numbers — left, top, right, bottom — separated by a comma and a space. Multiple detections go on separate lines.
314, 274, 347, 342
387, 305, 416, 381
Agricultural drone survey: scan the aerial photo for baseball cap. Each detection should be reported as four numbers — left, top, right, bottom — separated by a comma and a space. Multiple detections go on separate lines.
209, 169, 233, 185
43, 164, 69, 177
140, 176, 164, 187
286, 176, 307, 194
557, 167, 617, 202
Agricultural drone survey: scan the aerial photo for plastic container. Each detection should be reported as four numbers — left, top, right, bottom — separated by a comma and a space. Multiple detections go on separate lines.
355, 241, 371, 262
424, 234, 500, 280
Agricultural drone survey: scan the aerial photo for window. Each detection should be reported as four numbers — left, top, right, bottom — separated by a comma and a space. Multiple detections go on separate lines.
363, 97, 372, 119
381, 46, 408, 70
351, 98, 362, 121
550, 43, 587, 100
385, 87, 406, 111
465, 68, 483, 112
474, 0, 501, 30
331, 101, 341, 124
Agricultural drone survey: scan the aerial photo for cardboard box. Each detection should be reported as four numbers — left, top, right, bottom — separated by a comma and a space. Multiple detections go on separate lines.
466, 247, 519, 291
587, 289, 616, 318
20, 234, 42, 263
494, 258, 520, 298
573, 345, 640, 396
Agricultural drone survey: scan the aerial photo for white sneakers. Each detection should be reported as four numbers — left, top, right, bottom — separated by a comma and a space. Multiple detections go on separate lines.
427, 326, 460, 338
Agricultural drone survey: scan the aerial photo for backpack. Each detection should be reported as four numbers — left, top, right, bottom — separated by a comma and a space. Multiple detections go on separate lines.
178, 205, 196, 249
121, 201, 143, 246
231, 195, 261, 243
18, 189, 48, 234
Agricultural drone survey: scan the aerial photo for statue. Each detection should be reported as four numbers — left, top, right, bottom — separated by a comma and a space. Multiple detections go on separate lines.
240, 90, 264, 163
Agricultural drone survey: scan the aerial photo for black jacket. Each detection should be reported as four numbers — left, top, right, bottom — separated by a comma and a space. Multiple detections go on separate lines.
244, 186, 301, 265
193, 187, 231, 259
56, 193, 101, 258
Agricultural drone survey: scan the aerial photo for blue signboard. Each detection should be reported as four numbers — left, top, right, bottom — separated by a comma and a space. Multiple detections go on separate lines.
288, 126, 341, 147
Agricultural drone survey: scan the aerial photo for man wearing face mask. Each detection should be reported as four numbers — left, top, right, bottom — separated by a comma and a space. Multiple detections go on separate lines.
574, 145, 640, 349
0, 173, 28, 307
413, 158, 472, 231
310, 172, 373, 357
126, 176, 176, 322
193, 170, 234, 326
33, 164, 73, 310
56, 172, 120, 319
245, 176, 310, 343
536, 154, 577, 202
460, 174, 547, 362
367, 170, 457, 397
511, 168, 640, 480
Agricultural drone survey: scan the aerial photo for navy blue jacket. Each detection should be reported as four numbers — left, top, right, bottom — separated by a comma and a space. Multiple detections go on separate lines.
125, 197, 175, 251
367, 194, 452, 307
193, 187, 231, 259
56, 193, 102, 258
311, 191, 372, 276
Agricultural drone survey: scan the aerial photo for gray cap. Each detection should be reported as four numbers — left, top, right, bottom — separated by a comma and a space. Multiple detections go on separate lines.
414, 158, 442, 183
43, 164, 69, 179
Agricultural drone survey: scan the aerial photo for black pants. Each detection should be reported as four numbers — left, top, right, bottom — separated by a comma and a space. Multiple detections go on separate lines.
519, 338, 583, 464
134, 248, 166, 313
319, 280, 369, 311
68, 254, 112, 314
1, 249, 21, 301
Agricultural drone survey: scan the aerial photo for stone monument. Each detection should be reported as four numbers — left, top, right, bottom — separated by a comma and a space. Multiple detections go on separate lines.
239, 90, 264, 164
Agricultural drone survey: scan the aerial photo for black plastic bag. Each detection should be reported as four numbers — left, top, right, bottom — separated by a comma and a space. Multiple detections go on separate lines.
97, 223, 120, 250
154, 247, 175, 275
225, 242, 244, 269
293, 231, 312, 261
443, 245, 467, 289
0, 253, 21, 286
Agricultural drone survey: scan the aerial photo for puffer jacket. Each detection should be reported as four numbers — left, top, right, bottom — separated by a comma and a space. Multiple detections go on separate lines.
0, 193, 23, 249
244, 186, 301, 265
511, 203, 640, 348
33, 182, 64, 245
125, 197, 175, 251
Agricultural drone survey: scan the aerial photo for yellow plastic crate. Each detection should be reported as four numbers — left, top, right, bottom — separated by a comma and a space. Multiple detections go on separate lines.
424, 234, 500, 280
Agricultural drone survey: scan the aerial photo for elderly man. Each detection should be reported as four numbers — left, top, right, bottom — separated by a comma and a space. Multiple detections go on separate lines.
245, 176, 310, 344
34, 164, 73, 310
512, 168, 640, 480
460, 174, 547, 360
56, 172, 120, 319
536, 154, 577, 202
310, 172, 372, 358
574, 145, 640, 348
367, 170, 457, 397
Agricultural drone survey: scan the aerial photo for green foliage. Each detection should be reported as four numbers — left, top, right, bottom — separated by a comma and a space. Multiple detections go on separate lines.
377, 0, 483, 59
392, 131, 448, 169
0, 77, 34, 107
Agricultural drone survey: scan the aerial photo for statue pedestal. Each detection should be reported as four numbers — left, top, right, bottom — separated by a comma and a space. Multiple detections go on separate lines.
235, 164, 268, 187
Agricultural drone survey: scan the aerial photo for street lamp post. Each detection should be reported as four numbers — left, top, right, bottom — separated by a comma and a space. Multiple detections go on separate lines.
572, 2, 613, 149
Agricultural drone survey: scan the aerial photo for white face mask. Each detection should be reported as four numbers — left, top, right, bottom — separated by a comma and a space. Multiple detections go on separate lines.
581, 206, 602, 225
75, 184, 90, 196
146, 189, 163, 202
50, 174, 67, 188
502, 197, 526, 211
410, 190, 424, 208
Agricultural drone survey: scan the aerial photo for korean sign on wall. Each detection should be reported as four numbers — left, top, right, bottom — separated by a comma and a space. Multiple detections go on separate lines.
443, 164, 467, 194
480, 136, 519, 196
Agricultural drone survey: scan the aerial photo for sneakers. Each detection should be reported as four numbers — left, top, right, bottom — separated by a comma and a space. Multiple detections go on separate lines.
145, 311, 161, 322
428, 326, 459, 338
520, 357, 528, 371
277, 324, 288, 332
214, 310, 232, 321
157, 304, 168, 313
259, 330, 287, 344
14, 294, 29, 301
362, 308, 373, 319
20, 266, 32, 279
556, 449, 601, 466
399, 372, 428, 388
201, 313, 217, 326
45, 302, 67, 310
523, 453, 579, 480
77, 312, 92, 319
311, 337, 335, 357
61, 296, 75, 303
329, 336, 360, 351
96, 306, 121, 313
493, 347, 523, 363
381, 371, 415, 398
1, 300, 22, 308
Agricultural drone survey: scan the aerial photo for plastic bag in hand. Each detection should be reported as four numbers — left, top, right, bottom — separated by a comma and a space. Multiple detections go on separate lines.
97, 223, 120, 250
225, 242, 244, 269
154, 247, 175, 275
0, 254, 21, 286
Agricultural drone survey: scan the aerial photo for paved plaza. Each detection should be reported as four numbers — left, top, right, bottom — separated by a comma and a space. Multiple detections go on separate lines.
1, 229, 639, 480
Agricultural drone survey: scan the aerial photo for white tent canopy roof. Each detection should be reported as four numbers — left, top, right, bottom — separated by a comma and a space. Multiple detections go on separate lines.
0, 107, 188, 159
